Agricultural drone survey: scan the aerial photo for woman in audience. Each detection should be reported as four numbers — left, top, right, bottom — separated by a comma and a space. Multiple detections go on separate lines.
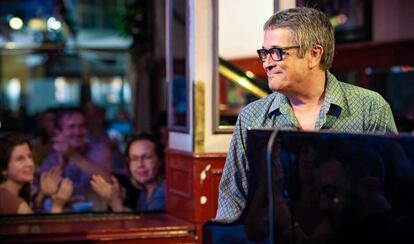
32, 108, 57, 166
91, 133, 165, 213
0, 133, 73, 214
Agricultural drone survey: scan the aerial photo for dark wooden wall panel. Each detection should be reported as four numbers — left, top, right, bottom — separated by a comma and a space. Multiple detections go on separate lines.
165, 149, 226, 243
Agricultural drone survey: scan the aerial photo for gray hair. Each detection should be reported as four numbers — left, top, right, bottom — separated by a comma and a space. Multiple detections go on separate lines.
263, 7, 335, 71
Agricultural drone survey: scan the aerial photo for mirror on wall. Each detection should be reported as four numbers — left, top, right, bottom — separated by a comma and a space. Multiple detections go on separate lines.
167, 0, 189, 132
0, 0, 159, 218
213, 0, 275, 133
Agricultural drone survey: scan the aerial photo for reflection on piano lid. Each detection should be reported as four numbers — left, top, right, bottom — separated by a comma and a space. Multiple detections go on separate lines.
204, 130, 414, 243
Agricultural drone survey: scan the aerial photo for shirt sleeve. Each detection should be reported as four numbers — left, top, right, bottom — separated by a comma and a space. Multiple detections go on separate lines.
148, 183, 166, 212
367, 100, 398, 134
215, 113, 249, 223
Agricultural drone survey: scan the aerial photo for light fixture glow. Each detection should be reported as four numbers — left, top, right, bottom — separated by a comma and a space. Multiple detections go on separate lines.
245, 70, 255, 79
55, 77, 67, 102
47, 17, 62, 30
9, 17, 23, 30
7, 78, 21, 99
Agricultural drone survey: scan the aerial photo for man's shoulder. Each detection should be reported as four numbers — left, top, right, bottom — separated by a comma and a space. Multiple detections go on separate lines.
338, 81, 388, 106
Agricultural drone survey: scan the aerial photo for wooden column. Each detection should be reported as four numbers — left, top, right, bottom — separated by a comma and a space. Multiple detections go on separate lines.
165, 149, 226, 243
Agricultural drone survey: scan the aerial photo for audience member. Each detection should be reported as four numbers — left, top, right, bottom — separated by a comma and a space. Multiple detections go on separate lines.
39, 107, 111, 212
91, 133, 165, 213
83, 103, 108, 144
83, 103, 128, 176
31, 108, 57, 166
0, 133, 72, 215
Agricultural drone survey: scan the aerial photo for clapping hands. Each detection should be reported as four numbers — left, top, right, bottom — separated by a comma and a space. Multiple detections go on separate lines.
51, 178, 73, 212
39, 165, 73, 213
40, 166, 62, 195
90, 175, 124, 212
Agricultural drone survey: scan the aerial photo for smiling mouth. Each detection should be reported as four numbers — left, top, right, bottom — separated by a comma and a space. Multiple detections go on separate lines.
135, 171, 148, 177
267, 67, 282, 73
23, 171, 34, 176
23, 168, 34, 173
268, 72, 281, 77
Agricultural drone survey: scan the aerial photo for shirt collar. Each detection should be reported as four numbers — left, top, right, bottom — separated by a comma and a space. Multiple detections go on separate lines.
324, 71, 346, 111
268, 92, 290, 118
267, 71, 348, 118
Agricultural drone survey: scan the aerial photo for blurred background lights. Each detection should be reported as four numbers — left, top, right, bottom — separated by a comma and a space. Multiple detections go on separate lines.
28, 18, 47, 31
107, 77, 123, 103
9, 17, 24, 30
245, 70, 255, 79
330, 14, 347, 28
7, 78, 21, 100
55, 77, 67, 102
47, 17, 62, 30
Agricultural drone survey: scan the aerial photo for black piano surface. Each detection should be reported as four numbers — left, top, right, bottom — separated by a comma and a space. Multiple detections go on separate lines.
204, 130, 414, 244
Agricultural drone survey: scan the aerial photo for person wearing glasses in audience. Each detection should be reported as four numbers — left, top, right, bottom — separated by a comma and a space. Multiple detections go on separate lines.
90, 133, 165, 213
216, 7, 398, 223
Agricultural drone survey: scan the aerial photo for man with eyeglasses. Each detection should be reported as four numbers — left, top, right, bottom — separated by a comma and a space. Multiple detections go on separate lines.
216, 7, 397, 223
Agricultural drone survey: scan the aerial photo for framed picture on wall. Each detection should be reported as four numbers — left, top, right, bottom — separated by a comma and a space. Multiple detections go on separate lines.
300, 0, 372, 43
167, 0, 190, 132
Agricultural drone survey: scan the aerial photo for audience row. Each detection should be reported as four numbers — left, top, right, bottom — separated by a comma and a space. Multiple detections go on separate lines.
0, 106, 167, 215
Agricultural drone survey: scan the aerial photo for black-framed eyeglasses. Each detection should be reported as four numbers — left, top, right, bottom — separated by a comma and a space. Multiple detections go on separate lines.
256, 45, 301, 62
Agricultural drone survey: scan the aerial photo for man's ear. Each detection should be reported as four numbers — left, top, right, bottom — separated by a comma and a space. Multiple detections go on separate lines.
308, 44, 323, 69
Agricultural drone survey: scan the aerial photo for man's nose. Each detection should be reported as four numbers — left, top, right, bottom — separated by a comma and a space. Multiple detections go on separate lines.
263, 54, 275, 68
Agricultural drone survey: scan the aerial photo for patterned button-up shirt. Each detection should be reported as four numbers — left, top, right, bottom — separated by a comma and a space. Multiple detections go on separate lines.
215, 71, 397, 222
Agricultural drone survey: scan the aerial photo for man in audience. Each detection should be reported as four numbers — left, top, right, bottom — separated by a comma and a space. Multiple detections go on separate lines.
83, 103, 128, 176
40, 107, 111, 212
